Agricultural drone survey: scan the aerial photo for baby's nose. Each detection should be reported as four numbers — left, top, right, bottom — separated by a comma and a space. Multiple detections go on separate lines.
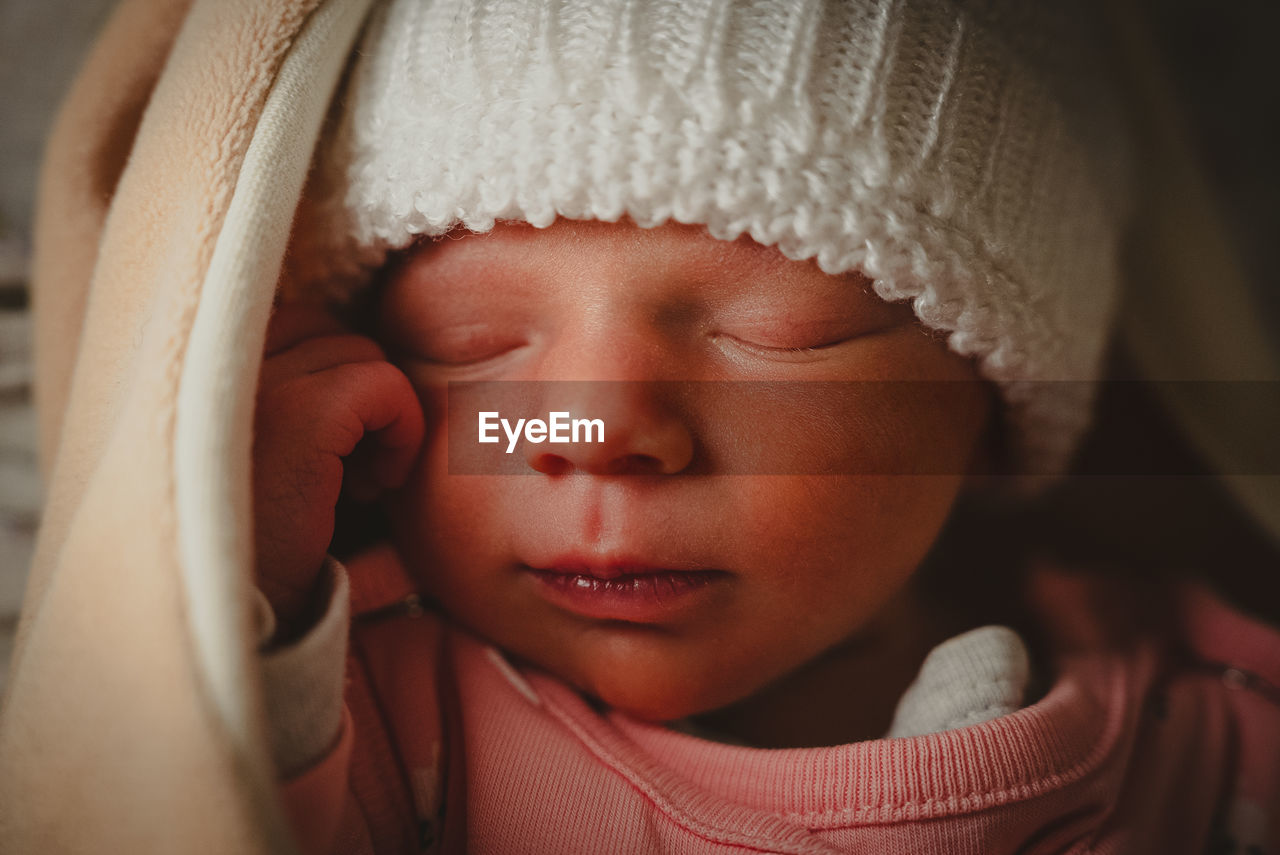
523, 381, 694, 476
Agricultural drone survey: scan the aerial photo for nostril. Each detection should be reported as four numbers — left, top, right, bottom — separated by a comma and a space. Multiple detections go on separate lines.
528, 452, 668, 476
529, 453, 573, 476
603, 454, 665, 476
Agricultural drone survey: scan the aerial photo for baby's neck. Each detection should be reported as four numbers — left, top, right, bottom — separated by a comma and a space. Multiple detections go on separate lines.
687, 580, 968, 748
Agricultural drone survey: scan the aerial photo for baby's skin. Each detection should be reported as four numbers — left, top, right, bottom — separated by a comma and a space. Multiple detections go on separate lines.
254, 219, 994, 747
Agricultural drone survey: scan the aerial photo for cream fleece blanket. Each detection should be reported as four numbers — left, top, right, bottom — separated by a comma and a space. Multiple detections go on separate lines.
0, 1, 371, 852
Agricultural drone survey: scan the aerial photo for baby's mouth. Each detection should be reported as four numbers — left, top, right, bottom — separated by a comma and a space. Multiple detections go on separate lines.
519, 561, 729, 623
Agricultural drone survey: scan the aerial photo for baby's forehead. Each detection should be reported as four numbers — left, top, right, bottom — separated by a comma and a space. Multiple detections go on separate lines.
383, 218, 875, 299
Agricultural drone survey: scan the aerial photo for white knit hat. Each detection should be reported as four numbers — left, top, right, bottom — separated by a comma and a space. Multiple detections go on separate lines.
295, 0, 1133, 477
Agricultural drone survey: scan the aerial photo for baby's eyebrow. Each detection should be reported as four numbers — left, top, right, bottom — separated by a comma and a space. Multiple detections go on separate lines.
706, 237, 876, 291
712, 235, 794, 269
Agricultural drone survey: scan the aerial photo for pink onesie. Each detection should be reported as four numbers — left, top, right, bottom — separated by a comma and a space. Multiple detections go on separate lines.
276, 550, 1280, 854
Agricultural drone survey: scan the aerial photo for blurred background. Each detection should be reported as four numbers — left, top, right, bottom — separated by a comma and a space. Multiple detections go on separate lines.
1, 0, 1277, 692
1, 0, 118, 690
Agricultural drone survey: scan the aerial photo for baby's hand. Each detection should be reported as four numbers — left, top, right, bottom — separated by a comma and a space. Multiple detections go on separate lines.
252, 302, 424, 637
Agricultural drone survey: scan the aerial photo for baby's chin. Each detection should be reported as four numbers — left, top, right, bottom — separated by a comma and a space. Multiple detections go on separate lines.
501, 629, 781, 725
574, 672, 719, 724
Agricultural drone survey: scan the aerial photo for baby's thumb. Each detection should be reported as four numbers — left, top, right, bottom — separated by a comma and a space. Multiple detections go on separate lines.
321, 361, 426, 502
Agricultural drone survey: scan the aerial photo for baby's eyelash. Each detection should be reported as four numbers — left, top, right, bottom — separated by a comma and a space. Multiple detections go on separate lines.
758, 343, 826, 354
745, 342, 825, 356
712, 333, 847, 362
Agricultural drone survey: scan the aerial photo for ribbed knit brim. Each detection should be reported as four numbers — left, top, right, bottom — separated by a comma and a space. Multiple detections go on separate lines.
293, 0, 1134, 479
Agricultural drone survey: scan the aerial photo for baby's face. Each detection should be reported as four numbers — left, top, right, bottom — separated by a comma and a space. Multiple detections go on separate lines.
375, 219, 990, 721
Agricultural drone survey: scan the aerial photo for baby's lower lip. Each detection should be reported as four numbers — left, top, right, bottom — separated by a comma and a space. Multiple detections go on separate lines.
521, 565, 728, 623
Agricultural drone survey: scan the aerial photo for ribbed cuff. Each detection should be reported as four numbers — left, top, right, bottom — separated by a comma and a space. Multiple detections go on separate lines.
885, 624, 1029, 738
257, 556, 351, 777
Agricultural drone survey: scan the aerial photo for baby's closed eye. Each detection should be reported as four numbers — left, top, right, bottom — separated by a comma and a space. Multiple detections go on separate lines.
404, 323, 531, 367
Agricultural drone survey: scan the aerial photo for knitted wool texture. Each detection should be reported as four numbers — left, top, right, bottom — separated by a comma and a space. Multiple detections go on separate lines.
297, 0, 1133, 476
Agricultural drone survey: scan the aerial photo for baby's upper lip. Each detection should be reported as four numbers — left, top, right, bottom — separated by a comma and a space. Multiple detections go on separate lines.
528, 554, 720, 581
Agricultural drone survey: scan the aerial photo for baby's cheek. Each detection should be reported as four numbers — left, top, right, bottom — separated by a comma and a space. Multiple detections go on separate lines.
685, 381, 948, 477
726, 473, 958, 612
385, 427, 488, 582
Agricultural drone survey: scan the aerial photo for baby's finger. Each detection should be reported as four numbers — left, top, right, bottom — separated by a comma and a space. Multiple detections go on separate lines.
261, 334, 388, 386
308, 360, 426, 489
263, 301, 347, 356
